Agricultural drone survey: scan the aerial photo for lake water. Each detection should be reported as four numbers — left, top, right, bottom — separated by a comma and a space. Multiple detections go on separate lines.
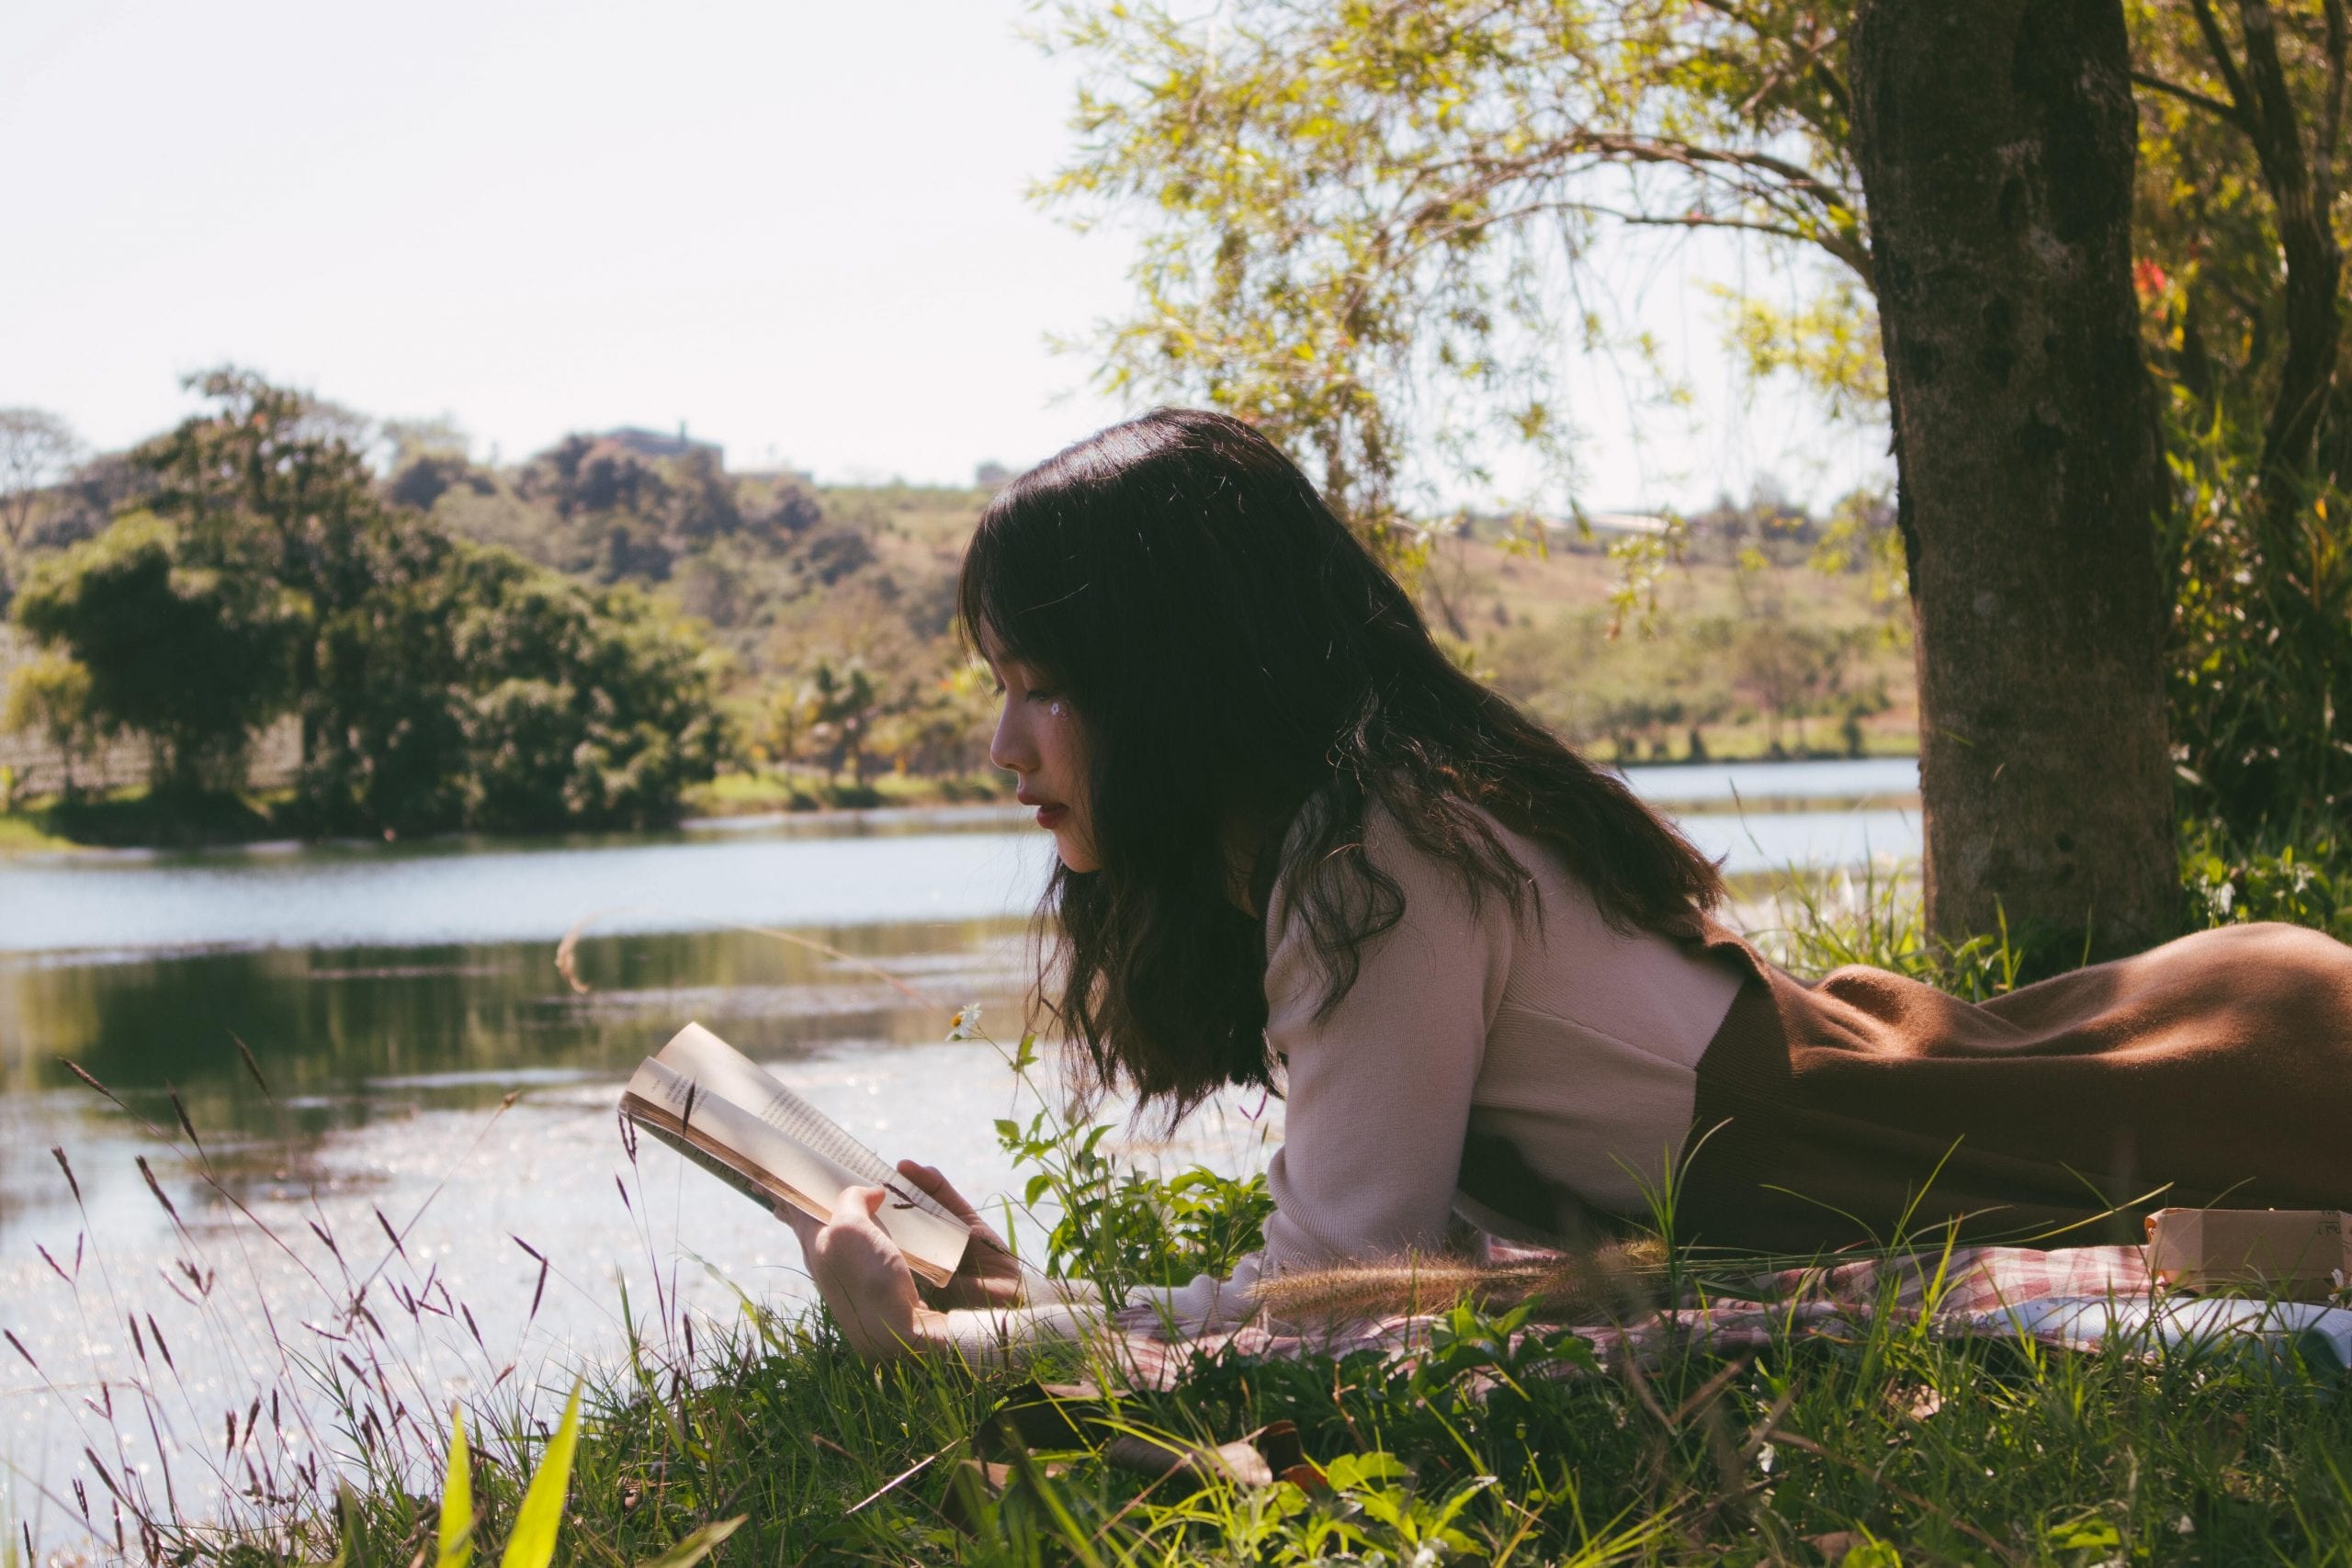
0, 758, 1916, 1546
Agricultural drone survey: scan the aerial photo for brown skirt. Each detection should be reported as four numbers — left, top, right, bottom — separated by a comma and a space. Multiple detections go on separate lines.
1670, 920, 2352, 1253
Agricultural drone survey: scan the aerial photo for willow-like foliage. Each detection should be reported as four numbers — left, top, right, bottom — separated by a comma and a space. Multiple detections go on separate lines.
1037, 0, 1866, 547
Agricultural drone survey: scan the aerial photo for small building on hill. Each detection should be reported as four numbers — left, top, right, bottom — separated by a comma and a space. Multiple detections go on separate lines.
597, 424, 724, 468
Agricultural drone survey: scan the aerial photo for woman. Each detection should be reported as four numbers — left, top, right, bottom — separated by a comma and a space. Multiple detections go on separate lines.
788, 409, 2352, 1360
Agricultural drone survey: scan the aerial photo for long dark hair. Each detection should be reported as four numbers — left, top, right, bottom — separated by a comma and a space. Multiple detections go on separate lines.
959, 409, 1724, 1120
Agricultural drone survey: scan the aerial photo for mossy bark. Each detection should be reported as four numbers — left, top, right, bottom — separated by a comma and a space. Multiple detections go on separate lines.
1852, 0, 2178, 957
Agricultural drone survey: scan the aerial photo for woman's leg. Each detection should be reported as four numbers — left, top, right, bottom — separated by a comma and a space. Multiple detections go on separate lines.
1671, 922, 2352, 1254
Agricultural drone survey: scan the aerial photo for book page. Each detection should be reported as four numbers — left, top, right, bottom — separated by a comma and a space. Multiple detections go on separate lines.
624, 1029, 970, 1280
651, 1022, 964, 1226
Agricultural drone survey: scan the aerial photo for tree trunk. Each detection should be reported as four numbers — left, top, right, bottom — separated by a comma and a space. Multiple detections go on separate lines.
1852, 0, 2179, 958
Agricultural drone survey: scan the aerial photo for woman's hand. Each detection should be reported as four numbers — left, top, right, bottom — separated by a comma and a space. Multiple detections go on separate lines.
892, 1159, 1027, 1311
774, 1187, 949, 1360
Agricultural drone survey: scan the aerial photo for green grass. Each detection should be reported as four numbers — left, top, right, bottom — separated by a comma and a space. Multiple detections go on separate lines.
0, 806, 77, 852
160, 1094, 2352, 1562
187, 1235, 2352, 1566
0, 784, 283, 852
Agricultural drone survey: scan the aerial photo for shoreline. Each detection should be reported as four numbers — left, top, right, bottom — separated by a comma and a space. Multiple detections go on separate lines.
0, 754, 1923, 858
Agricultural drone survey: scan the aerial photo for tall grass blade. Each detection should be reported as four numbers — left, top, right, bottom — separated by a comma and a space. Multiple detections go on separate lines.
436, 1404, 475, 1568
500, 1383, 582, 1568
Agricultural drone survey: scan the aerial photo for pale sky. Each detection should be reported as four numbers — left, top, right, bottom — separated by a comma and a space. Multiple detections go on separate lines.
1, 1, 1885, 512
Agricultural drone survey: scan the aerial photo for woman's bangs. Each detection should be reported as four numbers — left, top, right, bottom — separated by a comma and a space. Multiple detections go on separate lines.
954, 518, 1022, 662
956, 490, 1093, 683
958, 558, 1056, 679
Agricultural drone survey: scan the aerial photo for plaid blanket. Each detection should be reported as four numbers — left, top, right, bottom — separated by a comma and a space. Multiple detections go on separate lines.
1104, 1246, 2352, 1391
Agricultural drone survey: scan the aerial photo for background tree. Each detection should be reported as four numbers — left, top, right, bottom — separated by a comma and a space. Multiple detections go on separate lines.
1046, 0, 2189, 953
383, 416, 491, 513
0, 408, 84, 597
440, 556, 730, 832
870, 660, 1000, 777
2132, 0, 2352, 839
1042, 0, 1864, 547
0, 652, 103, 799
8, 370, 729, 834
2135, 0, 2346, 502
798, 658, 883, 785
11, 511, 300, 792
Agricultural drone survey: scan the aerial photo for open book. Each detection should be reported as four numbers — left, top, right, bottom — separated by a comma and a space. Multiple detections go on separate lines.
620, 1022, 973, 1288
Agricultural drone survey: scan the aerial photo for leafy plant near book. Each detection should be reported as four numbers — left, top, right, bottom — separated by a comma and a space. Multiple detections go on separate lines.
990, 1032, 1273, 1300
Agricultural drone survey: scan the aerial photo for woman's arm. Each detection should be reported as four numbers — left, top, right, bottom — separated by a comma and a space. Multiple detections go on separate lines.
1258, 807, 1518, 1270
791, 1186, 949, 1359
783, 1180, 1110, 1364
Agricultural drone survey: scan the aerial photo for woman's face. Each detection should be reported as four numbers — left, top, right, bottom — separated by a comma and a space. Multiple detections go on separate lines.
984, 650, 1100, 874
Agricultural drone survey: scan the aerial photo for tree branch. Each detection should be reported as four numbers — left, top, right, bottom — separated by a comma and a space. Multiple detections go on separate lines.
1412, 130, 1857, 223
2230, 0, 2345, 496
1612, 209, 1849, 256
2322, 0, 2347, 206
1685, 0, 1852, 130
2237, 2, 2301, 132
1802, 12, 1854, 124
2131, 69, 2253, 130
1475, 134, 1870, 276
2188, 0, 2257, 120
1576, 131, 1857, 216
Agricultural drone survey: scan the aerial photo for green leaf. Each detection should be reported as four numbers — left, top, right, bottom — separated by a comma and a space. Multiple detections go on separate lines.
500, 1382, 583, 1568
1324, 1451, 1410, 1491
436, 1404, 476, 1568
1544, 1331, 1601, 1372
1430, 1474, 1498, 1531
2045, 1517, 2121, 1552
631, 1515, 747, 1568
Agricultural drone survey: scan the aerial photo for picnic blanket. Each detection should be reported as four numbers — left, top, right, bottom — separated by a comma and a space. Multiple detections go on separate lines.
1102, 1245, 2352, 1391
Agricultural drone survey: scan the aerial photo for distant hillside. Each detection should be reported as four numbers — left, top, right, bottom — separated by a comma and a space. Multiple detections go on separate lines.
403, 436, 1920, 768
5, 416, 1915, 800
392, 438, 1001, 784
406, 440, 985, 694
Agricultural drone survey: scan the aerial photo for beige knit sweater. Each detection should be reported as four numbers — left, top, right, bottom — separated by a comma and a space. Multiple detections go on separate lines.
943, 800, 1743, 1356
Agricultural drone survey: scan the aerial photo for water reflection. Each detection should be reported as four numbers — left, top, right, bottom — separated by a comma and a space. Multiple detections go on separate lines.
0, 919, 1032, 1138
